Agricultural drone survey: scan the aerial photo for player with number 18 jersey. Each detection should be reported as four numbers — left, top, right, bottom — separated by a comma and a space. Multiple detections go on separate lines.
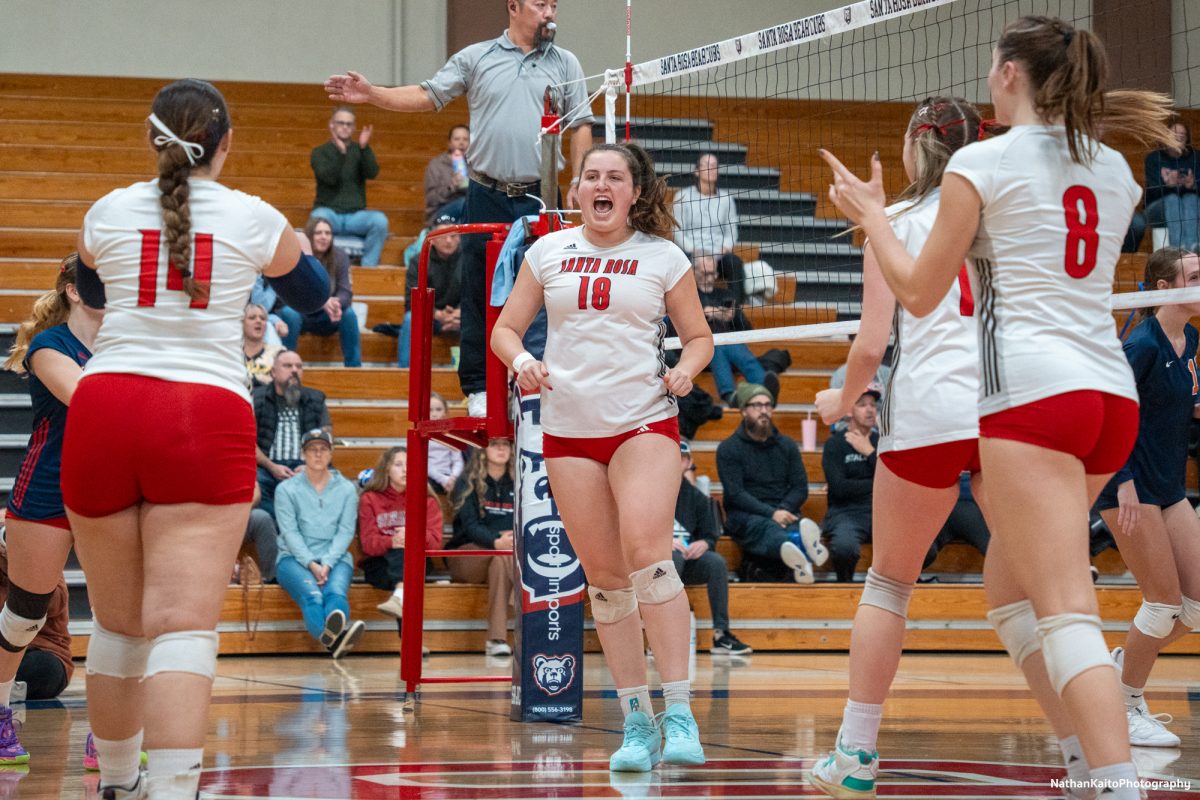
946, 126, 1141, 415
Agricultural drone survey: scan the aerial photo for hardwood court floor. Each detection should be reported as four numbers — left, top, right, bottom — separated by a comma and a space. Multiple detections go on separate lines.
12, 652, 1199, 798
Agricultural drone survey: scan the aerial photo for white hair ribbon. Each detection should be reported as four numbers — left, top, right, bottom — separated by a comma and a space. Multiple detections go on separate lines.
148, 113, 205, 166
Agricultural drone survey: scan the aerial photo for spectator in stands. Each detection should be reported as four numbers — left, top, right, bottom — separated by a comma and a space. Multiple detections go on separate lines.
398, 215, 462, 368
1145, 115, 1200, 249
280, 217, 361, 368
920, 472, 990, 572
310, 106, 389, 266
424, 124, 470, 226
673, 153, 745, 303
358, 446, 442, 628
822, 385, 881, 582
693, 252, 779, 406
243, 484, 278, 584
716, 383, 826, 584
243, 303, 284, 389
449, 438, 516, 657
427, 393, 465, 494
326, 0, 593, 416
254, 351, 332, 518
673, 442, 750, 654
274, 429, 365, 658
0, 543, 71, 701
251, 275, 297, 347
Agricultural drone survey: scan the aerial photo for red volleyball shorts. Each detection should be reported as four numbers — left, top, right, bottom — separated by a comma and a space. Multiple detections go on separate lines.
62, 374, 256, 517
542, 417, 680, 465
3, 511, 71, 532
879, 438, 981, 489
979, 390, 1139, 475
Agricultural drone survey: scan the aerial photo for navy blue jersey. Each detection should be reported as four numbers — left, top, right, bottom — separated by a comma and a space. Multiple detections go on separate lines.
7, 324, 91, 521
1097, 317, 1199, 509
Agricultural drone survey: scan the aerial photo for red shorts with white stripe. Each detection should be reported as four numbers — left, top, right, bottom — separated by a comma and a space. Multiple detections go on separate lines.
62, 374, 256, 517
979, 390, 1139, 475
542, 417, 680, 466
879, 438, 981, 489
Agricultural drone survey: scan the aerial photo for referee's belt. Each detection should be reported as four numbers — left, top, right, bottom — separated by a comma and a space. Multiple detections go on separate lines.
470, 170, 540, 198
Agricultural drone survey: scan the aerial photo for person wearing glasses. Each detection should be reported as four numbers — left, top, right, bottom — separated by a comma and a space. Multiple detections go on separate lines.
716, 383, 826, 585
398, 214, 463, 368
310, 107, 389, 266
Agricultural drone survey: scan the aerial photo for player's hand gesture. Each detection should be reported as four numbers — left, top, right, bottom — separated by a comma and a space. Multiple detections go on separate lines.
514, 358, 552, 393
818, 149, 887, 227
325, 71, 374, 104
662, 367, 693, 397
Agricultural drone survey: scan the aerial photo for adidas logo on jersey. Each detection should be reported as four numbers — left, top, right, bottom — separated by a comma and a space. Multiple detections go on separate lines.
563, 243, 578, 250
652, 567, 668, 580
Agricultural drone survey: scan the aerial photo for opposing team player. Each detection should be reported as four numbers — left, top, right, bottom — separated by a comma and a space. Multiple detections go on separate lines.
62, 79, 328, 800
1096, 247, 1200, 748
809, 97, 988, 797
491, 142, 713, 772
821, 16, 1173, 799
0, 255, 102, 765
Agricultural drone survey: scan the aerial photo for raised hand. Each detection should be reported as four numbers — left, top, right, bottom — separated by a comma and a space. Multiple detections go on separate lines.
818, 149, 887, 227
325, 70, 374, 104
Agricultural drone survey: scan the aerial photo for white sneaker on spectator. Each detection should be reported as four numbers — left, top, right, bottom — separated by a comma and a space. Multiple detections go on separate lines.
376, 595, 404, 619
332, 620, 366, 659
467, 392, 488, 418
485, 639, 512, 657
799, 518, 829, 567
780, 541, 815, 584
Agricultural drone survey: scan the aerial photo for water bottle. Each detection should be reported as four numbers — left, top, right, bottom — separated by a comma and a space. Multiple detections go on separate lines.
451, 151, 469, 188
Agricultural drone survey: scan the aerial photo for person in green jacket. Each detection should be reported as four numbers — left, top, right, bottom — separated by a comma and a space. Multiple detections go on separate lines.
310, 107, 389, 266
275, 429, 365, 658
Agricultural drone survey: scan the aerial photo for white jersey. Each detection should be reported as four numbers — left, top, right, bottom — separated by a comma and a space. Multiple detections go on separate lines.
82, 179, 290, 401
877, 191, 979, 454
524, 226, 692, 437
945, 126, 1141, 415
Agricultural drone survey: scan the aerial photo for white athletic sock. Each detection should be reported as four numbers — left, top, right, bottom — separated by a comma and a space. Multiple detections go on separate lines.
1119, 680, 1144, 709
841, 700, 883, 752
1058, 735, 1091, 784
662, 680, 691, 710
95, 731, 144, 790
392, 585, 404, 600
146, 747, 203, 800
1089, 761, 1140, 799
0, 679, 13, 708
616, 685, 653, 718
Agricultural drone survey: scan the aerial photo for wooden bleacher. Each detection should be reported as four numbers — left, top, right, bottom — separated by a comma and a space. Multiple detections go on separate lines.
3, 73, 1195, 656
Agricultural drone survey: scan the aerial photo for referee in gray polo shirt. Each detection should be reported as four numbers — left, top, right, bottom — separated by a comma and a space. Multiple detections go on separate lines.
326, 0, 593, 413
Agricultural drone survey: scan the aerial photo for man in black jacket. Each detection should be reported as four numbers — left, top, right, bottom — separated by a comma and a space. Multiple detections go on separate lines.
821, 385, 880, 582
253, 351, 332, 518
674, 442, 750, 654
716, 384, 827, 584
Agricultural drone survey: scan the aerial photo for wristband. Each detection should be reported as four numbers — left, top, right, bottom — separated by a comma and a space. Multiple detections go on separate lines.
512, 351, 536, 373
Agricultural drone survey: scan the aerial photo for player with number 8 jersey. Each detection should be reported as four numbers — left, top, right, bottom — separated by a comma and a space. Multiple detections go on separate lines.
946, 124, 1141, 416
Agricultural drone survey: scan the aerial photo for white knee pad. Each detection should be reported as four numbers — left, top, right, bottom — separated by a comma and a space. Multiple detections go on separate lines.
986, 600, 1041, 668
630, 560, 684, 605
86, 621, 151, 679
1037, 613, 1114, 695
0, 605, 45, 653
858, 568, 914, 618
1132, 600, 1183, 639
588, 586, 637, 624
144, 630, 219, 680
1180, 596, 1200, 630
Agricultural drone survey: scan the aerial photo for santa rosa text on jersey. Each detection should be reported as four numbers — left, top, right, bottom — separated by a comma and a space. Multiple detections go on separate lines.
558, 257, 639, 275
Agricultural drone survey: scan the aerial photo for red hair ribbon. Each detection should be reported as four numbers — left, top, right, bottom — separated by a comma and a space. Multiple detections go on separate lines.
976, 118, 1001, 140
911, 118, 964, 139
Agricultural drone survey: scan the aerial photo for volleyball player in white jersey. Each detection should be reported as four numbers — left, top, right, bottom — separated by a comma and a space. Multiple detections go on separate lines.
821, 16, 1173, 799
809, 97, 986, 798
61, 79, 329, 800
492, 143, 713, 772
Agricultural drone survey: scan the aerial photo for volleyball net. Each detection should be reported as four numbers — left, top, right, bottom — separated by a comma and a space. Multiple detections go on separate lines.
547, 0, 1200, 350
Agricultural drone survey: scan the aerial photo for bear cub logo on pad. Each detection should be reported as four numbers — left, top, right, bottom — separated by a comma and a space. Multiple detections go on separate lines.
532, 654, 576, 696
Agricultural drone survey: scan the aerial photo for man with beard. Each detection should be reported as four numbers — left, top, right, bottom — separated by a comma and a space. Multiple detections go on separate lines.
254, 351, 332, 518
821, 384, 881, 582
716, 383, 826, 584
325, 0, 593, 416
